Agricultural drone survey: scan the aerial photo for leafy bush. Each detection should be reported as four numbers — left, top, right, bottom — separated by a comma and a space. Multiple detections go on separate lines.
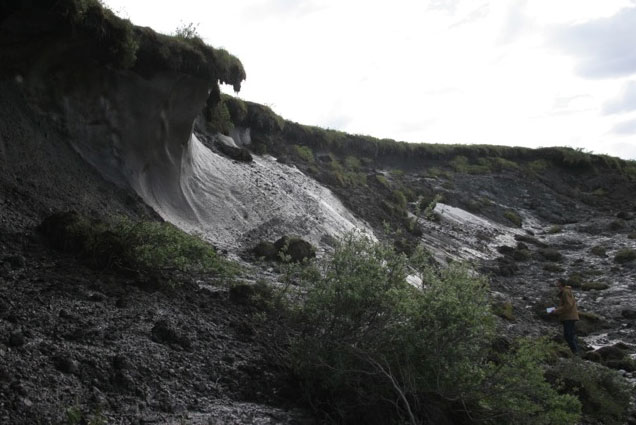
38, 212, 238, 278
547, 360, 633, 425
614, 248, 636, 263
493, 301, 515, 320
544, 263, 564, 273
547, 225, 563, 234
539, 248, 563, 262
290, 234, 580, 424
392, 190, 408, 210
581, 281, 609, 291
174, 22, 200, 40
292, 145, 314, 163
344, 155, 362, 171
590, 245, 607, 257
504, 210, 523, 227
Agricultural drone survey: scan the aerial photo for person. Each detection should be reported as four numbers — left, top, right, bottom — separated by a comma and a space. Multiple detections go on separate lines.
550, 278, 579, 354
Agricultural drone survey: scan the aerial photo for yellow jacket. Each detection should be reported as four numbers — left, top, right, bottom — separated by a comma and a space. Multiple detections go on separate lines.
555, 286, 579, 321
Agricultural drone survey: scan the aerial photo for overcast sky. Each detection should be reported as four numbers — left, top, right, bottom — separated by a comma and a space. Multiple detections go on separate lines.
104, 0, 636, 160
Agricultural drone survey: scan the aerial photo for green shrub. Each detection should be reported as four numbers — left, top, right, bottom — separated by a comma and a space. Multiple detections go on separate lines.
547, 225, 563, 234
526, 159, 550, 173
504, 210, 523, 227
614, 248, 636, 263
222, 94, 248, 125
544, 263, 565, 273
293, 145, 315, 163
374, 174, 390, 188
392, 190, 407, 210
205, 100, 233, 134
344, 156, 361, 170
493, 301, 515, 320
539, 248, 563, 262
581, 281, 609, 291
38, 212, 238, 278
291, 234, 580, 424
590, 245, 607, 257
493, 157, 519, 170
513, 248, 532, 261
547, 360, 633, 425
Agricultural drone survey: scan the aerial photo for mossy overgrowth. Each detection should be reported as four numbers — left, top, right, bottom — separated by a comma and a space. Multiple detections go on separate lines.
3, 0, 245, 91
233, 100, 636, 178
38, 211, 238, 278
504, 210, 523, 227
590, 245, 607, 257
290, 234, 581, 424
493, 301, 515, 320
614, 248, 636, 263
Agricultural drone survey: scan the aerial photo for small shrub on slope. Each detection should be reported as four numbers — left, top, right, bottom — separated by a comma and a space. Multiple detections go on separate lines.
39, 212, 237, 278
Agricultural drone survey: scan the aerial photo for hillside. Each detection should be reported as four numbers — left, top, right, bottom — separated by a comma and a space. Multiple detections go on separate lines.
1, 2, 636, 424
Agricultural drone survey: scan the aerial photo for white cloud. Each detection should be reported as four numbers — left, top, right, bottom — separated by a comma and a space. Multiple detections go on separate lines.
603, 80, 636, 114
552, 7, 636, 79
102, 0, 636, 160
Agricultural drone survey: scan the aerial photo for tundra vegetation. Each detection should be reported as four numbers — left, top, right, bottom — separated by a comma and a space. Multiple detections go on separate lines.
286, 234, 588, 425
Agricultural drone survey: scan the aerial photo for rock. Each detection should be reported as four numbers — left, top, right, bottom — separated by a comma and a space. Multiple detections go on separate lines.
52, 355, 79, 375
37, 211, 84, 252
0, 298, 9, 313
274, 236, 316, 263
214, 140, 253, 162
88, 292, 106, 302
252, 241, 277, 261
622, 309, 636, 319
151, 320, 191, 350
58, 309, 74, 320
496, 257, 517, 276
112, 355, 131, 371
3, 255, 25, 269
596, 345, 626, 361
616, 211, 633, 220
8, 332, 25, 347
538, 248, 562, 262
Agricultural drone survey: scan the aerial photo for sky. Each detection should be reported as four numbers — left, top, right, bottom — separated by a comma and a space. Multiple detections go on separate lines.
103, 0, 636, 160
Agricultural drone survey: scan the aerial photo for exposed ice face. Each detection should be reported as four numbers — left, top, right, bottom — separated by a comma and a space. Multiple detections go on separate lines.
418, 203, 524, 263
145, 134, 374, 253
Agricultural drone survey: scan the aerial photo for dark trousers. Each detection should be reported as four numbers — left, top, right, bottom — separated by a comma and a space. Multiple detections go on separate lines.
562, 320, 578, 354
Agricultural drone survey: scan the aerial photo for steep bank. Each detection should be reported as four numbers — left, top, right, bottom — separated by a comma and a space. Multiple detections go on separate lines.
1, 2, 636, 424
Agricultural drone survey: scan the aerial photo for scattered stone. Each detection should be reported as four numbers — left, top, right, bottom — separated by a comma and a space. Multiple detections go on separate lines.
616, 211, 633, 220
88, 292, 106, 302
621, 309, 636, 319
151, 320, 191, 350
252, 241, 277, 261
112, 355, 131, 371
8, 332, 25, 347
52, 355, 79, 375
0, 298, 9, 313
3, 255, 25, 269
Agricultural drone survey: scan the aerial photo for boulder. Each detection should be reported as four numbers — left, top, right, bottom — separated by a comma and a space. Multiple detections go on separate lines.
37, 211, 84, 252
621, 309, 636, 320
151, 320, 191, 350
252, 241, 277, 261
274, 236, 316, 263
214, 140, 252, 162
